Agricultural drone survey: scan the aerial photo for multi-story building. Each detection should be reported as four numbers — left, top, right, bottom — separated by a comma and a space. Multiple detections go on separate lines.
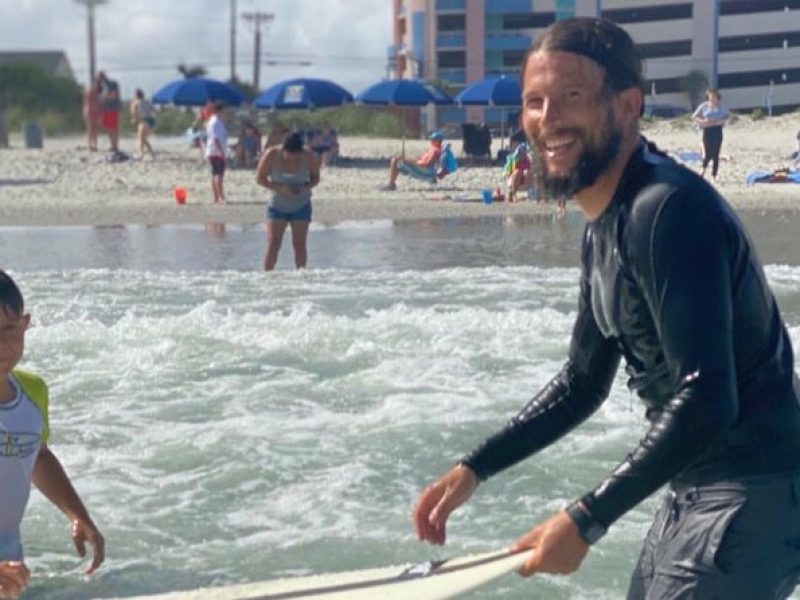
390, 0, 800, 130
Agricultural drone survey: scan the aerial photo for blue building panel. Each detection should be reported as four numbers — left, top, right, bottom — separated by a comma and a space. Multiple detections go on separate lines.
438, 68, 467, 85
437, 34, 466, 48
485, 34, 531, 51
437, 107, 467, 125
435, 0, 466, 11
485, 0, 532, 14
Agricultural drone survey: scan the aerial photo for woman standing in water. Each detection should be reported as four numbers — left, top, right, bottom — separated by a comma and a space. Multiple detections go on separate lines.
692, 89, 730, 181
256, 132, 320, 270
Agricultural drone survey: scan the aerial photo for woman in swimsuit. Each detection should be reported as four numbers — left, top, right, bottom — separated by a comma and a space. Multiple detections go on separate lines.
256, 132, 321, 270
129, 89, 156, 159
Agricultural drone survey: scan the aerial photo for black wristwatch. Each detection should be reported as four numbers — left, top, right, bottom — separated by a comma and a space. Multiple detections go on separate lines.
565, 500, 607, 545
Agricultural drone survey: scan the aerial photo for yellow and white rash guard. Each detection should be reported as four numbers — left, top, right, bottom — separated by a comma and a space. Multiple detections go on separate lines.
0, 370, 49, 560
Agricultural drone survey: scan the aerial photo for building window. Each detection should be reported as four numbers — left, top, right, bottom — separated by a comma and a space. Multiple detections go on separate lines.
718, 66, 800, 88
637, 40, 692, 59
502, 12, 556, 29
438, 14, 466, 32
503, 50, 527, 68
603, 3, 692, 24
719, 31, 800, 52
719, 0, 800, 16
438, 50, 466, 68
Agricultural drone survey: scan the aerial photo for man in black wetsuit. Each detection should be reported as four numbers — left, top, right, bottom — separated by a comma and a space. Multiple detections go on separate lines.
412, 18, 800, 599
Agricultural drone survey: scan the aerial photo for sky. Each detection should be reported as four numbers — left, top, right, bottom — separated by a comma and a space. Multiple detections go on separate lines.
1, 0, 393, 97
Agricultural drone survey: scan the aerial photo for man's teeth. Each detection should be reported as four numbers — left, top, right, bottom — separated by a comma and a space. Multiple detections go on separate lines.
545, 137, 574, 150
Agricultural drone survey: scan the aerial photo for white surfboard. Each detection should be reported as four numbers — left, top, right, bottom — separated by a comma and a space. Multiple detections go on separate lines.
119, 549, 527, 600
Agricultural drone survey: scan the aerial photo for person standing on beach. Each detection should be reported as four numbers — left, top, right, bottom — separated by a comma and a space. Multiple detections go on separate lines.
205, 101, 228, 203
97, 71, 122, 154
692, 89, 730, 181
81, 79, 102, 152
129, 89, 156, 159
256, 132, 320, 270
412, 17, 800, 599
0, 270, 105, 599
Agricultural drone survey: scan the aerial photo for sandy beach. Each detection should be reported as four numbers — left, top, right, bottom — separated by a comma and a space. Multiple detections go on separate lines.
1, 112, 798, 227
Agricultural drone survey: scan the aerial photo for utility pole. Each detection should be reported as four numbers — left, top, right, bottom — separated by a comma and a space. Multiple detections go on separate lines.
242, 11, 274, 90
230, 0, 237, 81
74, 0, 108, 83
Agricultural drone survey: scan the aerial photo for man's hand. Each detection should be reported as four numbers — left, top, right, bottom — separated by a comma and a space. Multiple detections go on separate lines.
71, 518, 105, 575
0, 562, 30, 599
510, 510, 589, 576
412, 464, 479, 545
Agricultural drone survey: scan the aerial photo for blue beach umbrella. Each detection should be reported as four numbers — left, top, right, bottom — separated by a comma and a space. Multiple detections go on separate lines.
254, 77, 353, 110
152, 77, 244, 107
456, 75, 522, 147
356, 79, 452, 155
356, 79, 453, 107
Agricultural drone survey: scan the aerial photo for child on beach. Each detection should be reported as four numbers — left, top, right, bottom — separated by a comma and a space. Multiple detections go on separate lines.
0, 270, 104, 598
129, 89, 156, 160
205, 101, 228, 203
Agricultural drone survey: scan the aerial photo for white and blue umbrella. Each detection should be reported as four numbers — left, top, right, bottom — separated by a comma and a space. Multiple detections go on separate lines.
152, 77, 244, 107
254, 78, 353, 110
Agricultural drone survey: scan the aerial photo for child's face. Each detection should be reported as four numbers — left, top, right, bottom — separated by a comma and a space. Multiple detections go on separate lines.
0, 308, 30, 376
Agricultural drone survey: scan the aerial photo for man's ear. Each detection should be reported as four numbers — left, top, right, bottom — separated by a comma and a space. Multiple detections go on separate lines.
617, 87, 644, 122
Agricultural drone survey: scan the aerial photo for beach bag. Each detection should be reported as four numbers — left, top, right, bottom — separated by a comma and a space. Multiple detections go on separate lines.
441, 144, 458, 174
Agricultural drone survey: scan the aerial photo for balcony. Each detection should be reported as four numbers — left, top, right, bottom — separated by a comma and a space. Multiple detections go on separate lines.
437, 33, 466, 48
437, 68, 467, 85
436, 0, 465, 11
485, 34, 531, 51
485, 0, 533, 14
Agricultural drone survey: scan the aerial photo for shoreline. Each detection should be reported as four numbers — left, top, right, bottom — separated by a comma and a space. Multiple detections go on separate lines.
1, 113, 798, 228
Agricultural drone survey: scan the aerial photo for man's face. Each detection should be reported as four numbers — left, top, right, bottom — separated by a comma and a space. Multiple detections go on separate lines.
521, 51, 623, 199
0, 308, 29, 376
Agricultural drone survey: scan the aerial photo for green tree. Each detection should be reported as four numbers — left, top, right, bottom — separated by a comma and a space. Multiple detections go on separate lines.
0, 62, 82, 145
680, 69, 710, 109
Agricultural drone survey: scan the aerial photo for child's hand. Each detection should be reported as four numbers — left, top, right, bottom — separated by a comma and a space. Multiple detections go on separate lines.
0, 561, 29, 599
71, 518, 105, 575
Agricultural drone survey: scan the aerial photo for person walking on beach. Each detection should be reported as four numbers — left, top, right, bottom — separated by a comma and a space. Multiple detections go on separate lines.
0, 270, 105, 599
256, 131, 320, 270
97, 71, 122, 154
129, 89, 156, 159
413, 17, 800, 600
693, 89, 730, 181
205, 101, 228, 203
81, 79, 102, 152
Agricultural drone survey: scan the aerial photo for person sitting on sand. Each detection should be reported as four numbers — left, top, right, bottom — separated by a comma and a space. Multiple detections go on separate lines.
309, 122, 340, 166
503, 131, 533, 203
383, 131, 444, 191
235, 122, 262, 168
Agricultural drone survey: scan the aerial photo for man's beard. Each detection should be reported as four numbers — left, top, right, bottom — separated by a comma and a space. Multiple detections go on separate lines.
532, 108, 622, 200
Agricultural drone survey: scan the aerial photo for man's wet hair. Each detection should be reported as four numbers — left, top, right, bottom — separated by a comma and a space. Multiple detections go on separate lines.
0, 270, 24, 317
521, 17, 645, 95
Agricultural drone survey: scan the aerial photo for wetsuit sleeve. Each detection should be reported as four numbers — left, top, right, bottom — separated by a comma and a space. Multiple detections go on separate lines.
582, 188, 738, 528
462, 253, 621, 481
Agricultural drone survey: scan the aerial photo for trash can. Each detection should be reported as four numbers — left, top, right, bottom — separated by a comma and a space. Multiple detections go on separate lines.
22, 122, 43, 149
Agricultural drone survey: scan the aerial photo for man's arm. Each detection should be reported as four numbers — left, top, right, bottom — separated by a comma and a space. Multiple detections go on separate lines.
581, 188, 738, 530
32, 445, 105, 574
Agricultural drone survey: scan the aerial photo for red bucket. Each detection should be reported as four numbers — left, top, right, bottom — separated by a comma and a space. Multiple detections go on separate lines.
173, 187, 187, 204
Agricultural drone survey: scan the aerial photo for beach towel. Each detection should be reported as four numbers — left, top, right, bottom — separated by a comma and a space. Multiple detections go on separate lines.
674, 149, 703, 164
746, 168, 800, 185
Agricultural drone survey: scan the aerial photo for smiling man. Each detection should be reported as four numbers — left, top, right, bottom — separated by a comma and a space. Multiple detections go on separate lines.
412, 17, 800, 599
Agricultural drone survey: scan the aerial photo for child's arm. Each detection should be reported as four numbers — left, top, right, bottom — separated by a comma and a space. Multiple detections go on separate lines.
32, 446, 105, 575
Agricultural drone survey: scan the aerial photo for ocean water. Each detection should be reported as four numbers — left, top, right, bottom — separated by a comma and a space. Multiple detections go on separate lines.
2, 211, 800, 599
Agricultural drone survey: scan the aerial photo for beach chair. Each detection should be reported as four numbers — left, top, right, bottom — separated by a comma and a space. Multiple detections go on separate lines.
461, 123, 492, 164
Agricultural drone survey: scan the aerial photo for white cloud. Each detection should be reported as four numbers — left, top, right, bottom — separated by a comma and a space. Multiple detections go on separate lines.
0, 0, 391, 97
